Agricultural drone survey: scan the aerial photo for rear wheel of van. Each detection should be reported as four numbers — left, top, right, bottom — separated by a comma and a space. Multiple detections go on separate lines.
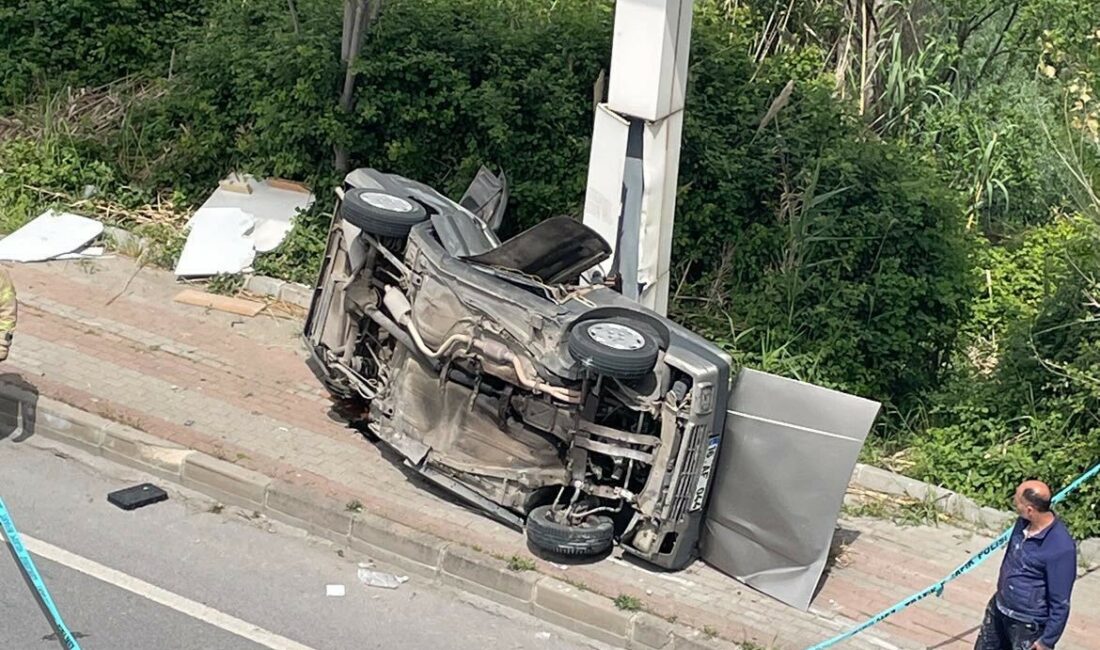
526, 505, 614, 557
340, 189, 428, 238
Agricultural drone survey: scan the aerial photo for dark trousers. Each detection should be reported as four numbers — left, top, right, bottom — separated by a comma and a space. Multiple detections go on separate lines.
975, 597, 1045, 650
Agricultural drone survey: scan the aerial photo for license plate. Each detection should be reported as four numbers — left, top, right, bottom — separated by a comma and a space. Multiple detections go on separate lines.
690, 436, 721, 512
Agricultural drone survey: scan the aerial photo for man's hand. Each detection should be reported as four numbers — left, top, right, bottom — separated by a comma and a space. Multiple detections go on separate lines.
1031, 641, 1049, 650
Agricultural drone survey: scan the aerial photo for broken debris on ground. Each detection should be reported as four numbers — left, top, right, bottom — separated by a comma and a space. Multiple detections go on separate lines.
107, 483, 169, 510
0, 210, 103, 262
357, 563, 408, 590
172, 289, 266, 317
174, 173, 314, 278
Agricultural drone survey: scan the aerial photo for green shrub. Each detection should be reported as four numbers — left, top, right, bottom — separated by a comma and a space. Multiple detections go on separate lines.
107, 0, 343, 201
0, 137, 119, 232
914, 217, 1100, 536
906, 79, 1069, 233
670, 9, 973, 412
0, 0, 210, 107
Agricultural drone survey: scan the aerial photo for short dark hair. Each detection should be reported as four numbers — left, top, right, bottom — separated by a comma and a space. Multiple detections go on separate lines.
1022, 488, 1052, 513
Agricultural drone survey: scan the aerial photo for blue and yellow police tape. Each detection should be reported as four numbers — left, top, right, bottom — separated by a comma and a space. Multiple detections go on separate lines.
0, 496, 83, 650
807, 460, 1100, 650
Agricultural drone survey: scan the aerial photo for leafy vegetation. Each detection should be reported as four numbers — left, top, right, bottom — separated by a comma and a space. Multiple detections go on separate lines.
1, 0, 1098, 535
506, 555, 537, 572
0, 1, 210, 106
205, 273, 245, 296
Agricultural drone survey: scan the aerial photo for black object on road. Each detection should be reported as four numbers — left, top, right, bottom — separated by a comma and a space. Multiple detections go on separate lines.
107, 483, 168, 511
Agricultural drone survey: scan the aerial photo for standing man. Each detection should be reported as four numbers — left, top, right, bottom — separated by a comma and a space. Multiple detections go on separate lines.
0, 267, 14, 361
976, 480, 1077, 650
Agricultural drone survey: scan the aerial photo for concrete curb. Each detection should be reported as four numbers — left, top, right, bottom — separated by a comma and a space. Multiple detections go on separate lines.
847, 463, 1100, 561
1, 389, 741, 650
101, 225, 313, 309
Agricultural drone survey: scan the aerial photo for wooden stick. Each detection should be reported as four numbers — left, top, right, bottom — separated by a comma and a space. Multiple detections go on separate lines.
174, 289, 265, 317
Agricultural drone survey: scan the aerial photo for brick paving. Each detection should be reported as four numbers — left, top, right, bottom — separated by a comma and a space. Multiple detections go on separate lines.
2, 257, 1098, 650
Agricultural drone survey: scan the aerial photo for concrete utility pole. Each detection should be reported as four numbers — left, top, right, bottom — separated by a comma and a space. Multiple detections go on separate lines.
581, 0, 693, 317
335, 0, 382, 172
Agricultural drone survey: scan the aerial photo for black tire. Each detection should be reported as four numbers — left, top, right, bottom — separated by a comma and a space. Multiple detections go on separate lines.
568, 318, 659, 380
526, 505, 614, 557
340, 188, 428, 238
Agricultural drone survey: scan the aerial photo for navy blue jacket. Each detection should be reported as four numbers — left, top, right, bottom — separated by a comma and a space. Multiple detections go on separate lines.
995, 516, 1077, 648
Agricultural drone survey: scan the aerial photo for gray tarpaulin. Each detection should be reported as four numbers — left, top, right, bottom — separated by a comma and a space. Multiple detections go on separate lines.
700, 368, 881, 610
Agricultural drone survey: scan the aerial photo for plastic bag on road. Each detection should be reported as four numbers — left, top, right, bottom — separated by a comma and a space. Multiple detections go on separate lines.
357, 564, 408, 590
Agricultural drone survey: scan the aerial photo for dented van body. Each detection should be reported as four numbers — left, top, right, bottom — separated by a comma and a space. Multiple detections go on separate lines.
304, 168, 730, 568
304, 169, 880, 610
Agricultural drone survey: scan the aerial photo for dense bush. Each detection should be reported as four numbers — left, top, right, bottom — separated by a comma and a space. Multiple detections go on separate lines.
113, 0, 344, 199
914, 217, 1100, 535
671, 10, 972, 411
907, 80, 1070, 233
0, 137, 119, 233
0, 0, 210, 107
122, 0, 612, 232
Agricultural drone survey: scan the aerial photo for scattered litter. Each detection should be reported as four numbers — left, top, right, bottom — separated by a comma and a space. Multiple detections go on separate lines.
0, 210, 103, 262
325, 584, 346, 597
219, 172, 253, 195
357, 566, 408, 590
173, 289, 265, 317
535, 632, 552, 641
174, 207, 256, 277
107, 483, 168, 511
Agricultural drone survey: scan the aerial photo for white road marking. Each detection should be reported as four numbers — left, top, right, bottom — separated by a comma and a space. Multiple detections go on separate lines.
1, 531, 318, 650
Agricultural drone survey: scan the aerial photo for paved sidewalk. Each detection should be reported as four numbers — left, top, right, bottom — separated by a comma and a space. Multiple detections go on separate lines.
2, 256, 1098, 650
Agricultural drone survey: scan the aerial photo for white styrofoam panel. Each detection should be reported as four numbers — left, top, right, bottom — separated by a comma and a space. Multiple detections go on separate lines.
0, 210, 103, 262
607, 0, 693, 122
174, 207, 257, 277
581, 104, 631, 276
195, 175, 315, 253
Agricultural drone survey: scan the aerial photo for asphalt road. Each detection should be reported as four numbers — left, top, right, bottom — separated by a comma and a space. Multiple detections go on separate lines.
0, 436, 610, 650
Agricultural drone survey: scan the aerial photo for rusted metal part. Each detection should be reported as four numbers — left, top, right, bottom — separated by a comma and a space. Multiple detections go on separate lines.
575, 435, 654, 464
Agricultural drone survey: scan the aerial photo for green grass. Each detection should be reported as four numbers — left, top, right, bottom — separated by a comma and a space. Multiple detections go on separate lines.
613, 594, 643, 611
842, 492, 948, 527
506, 555, 536, 572
206, 273, 245, 296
